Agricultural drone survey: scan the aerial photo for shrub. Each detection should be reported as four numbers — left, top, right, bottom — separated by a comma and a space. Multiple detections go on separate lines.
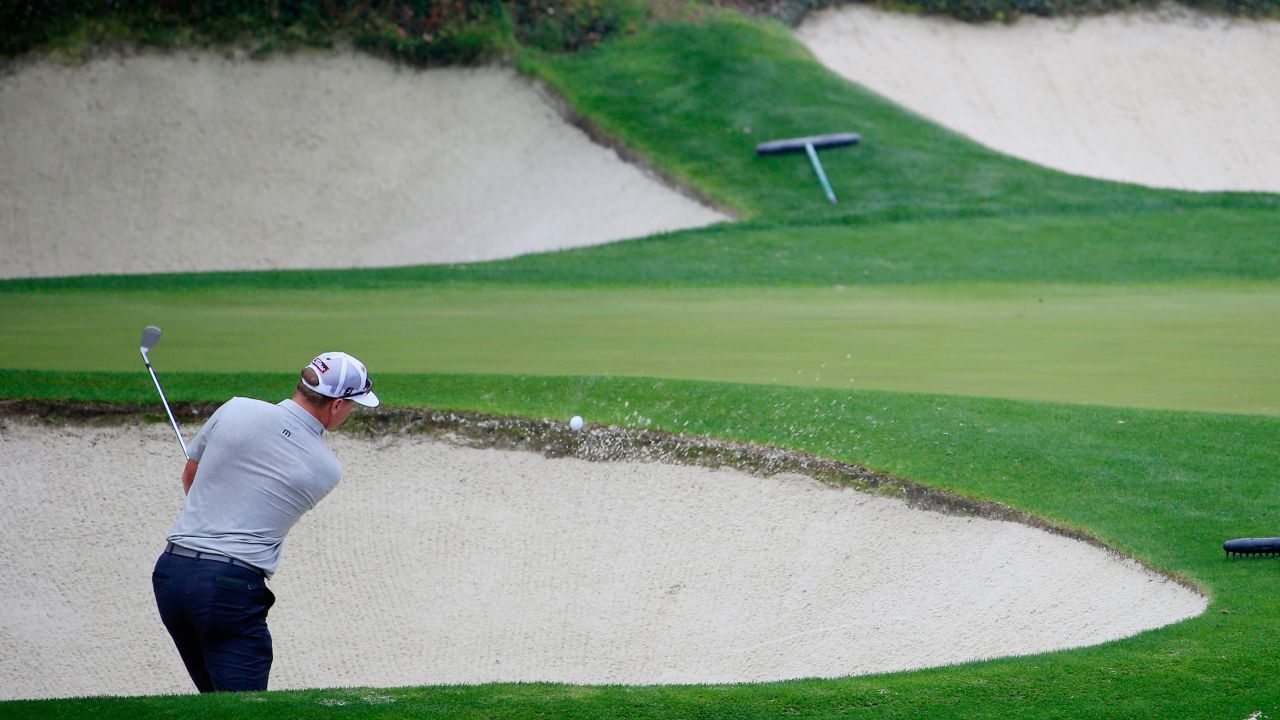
2, 0, 1275, 62
0, 0, 649, 63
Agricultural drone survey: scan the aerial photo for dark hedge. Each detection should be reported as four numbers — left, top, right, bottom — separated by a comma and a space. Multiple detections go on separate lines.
2, 0, 1276, 63
0, 0, 650, 62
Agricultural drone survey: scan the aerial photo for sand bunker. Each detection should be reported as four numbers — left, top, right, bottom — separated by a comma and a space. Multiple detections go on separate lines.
797, 5, 1280, 192
0, 417, 1204, 700
0, 52, 727, 279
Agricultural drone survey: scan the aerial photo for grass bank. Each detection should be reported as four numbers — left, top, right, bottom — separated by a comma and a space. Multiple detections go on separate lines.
524, 13, 1278, 223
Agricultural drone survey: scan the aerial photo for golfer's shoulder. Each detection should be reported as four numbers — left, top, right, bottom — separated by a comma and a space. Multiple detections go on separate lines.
205, 397, 286, 431
220, 395, 274, 414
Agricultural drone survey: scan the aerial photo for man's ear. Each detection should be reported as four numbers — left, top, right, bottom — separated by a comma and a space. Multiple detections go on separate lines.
324, 398, 348, 428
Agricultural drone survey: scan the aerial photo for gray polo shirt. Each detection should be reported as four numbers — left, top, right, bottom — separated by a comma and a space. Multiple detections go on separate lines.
167, 397, 342, 578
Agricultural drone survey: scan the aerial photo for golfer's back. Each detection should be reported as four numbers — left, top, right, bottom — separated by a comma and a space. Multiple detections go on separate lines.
167, 397, 342, 577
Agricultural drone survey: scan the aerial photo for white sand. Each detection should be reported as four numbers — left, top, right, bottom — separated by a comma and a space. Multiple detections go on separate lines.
5, 13, 1276, 280
797, 5, 1280, 192
0, 419, 1205, 700
0, 53, 727, 279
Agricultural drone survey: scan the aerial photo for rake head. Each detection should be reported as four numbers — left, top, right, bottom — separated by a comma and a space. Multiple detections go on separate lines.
1223, 537, 1280, 558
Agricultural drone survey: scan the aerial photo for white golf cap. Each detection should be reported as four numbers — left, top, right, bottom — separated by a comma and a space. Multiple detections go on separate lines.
302, 352, 379, 408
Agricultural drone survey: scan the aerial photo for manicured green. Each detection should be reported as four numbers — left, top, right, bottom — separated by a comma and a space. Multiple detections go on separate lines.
3, 283, 1278, 415
3, 371, 1279, 718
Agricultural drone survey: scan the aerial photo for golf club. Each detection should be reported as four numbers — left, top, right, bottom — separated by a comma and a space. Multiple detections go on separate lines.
140, 325, 189, 459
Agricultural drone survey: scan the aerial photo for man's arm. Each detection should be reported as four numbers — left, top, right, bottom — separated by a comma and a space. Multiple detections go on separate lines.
181, 399, 225, 495
182, 459, 199, 495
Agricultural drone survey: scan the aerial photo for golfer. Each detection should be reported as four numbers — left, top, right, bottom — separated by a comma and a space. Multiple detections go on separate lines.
152, 352, 379, 693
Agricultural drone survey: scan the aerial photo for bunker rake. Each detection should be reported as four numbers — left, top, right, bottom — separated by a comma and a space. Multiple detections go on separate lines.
756, 132, 860, 204
1223, 537, 1280, 558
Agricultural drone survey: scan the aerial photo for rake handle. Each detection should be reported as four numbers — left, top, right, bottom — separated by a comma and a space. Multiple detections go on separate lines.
804, 142, 838, 204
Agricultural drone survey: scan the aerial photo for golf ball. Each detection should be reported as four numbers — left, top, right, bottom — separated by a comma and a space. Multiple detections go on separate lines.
569, 415, 584, 431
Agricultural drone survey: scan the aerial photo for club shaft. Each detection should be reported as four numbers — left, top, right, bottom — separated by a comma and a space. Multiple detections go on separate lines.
144, 355, 189, 459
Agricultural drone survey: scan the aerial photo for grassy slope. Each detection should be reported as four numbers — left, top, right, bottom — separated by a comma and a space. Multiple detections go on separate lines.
3, 8, 1280, 720
524, 12, 1276, 224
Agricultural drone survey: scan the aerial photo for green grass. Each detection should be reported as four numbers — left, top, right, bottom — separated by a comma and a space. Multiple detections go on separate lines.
2, 283, 1279, 415
3, 6, 1280, 720
5, 206, 1279, 291
524, 12, 1277, 224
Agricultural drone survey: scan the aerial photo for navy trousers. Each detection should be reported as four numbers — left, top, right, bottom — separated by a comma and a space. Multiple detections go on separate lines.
152, 551, 276, 692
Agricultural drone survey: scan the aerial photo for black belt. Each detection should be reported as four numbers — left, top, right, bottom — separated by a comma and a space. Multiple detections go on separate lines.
165, 542, 266, 577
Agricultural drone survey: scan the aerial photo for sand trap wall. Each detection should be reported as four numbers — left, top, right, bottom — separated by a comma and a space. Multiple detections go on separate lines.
797, 6, 1280, 193
0, 53, 727, 279
0, 414, 1205, 699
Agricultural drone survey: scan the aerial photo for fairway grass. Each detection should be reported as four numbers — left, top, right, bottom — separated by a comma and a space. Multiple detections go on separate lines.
2, 282, 1277, 415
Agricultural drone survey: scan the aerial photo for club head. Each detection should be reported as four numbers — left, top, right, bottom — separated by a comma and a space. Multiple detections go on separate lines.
140, 325, 163, 355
